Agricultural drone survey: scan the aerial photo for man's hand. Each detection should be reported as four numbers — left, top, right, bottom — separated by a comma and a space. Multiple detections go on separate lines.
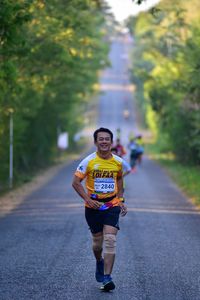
119, 203, 127, 216
85, 198, 102, 210
72, 175, 101, 209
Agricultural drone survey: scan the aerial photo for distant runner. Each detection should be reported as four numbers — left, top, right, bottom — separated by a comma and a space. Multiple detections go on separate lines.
113, 138, 126, 158
128, 135, 144, 170
135, 135, 144, 165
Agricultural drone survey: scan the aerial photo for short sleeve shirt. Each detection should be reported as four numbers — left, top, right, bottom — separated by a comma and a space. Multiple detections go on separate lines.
75, 152, 126, 202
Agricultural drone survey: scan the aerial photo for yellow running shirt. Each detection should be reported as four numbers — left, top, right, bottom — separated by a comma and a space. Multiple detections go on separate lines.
75, 152, 126, 207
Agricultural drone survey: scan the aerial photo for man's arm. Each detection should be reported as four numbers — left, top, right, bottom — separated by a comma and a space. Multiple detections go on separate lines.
72, 175, 101, 209
122, 159, 131, 177
116, 176, 124, 198
116, 176, 127, 216
123, 170, 131, 177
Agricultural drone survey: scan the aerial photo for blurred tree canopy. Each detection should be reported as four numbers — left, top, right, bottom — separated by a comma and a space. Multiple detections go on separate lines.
127, 0, 200, 164
0, 0, 110, 188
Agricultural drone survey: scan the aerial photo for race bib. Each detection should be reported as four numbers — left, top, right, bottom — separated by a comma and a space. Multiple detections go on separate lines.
94, 178, 115, 193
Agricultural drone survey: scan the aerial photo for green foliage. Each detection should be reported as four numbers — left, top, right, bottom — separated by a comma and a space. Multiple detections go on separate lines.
127, 0, 200, 165
0, 0, 109, 188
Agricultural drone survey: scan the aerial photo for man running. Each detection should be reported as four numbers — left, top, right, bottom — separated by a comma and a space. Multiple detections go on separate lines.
72, 127, 127, 292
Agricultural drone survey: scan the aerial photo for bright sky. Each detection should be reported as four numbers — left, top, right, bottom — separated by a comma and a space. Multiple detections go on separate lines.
106, 0, 161, 22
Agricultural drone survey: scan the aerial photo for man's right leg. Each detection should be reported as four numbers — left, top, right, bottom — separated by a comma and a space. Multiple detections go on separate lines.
92, 232, 104, 282
85, 208, 104, 282
92, 232, 103, 261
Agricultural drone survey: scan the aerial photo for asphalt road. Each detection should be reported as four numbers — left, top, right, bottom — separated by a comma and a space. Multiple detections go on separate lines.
1, 34, 200, 300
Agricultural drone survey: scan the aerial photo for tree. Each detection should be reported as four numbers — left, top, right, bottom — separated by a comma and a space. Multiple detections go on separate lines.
127, 0, 200, 164
0, 0, 110, 188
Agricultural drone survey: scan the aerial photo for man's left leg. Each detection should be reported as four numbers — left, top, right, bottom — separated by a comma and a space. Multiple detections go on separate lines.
101, 225, 118, 291
92, 232, 104, 282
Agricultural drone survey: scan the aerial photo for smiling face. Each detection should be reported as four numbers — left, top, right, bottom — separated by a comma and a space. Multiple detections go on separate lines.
95, 131, 112, 154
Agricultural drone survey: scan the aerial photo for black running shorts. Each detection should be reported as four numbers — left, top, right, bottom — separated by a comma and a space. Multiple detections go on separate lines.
85, 206, 121, 234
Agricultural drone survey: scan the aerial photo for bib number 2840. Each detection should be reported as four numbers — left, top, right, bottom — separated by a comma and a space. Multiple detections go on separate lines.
94, 178, 115, 193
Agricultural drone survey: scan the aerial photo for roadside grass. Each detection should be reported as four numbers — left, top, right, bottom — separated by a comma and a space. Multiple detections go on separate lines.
146, 142, 200, 208
0, 136, 91, 196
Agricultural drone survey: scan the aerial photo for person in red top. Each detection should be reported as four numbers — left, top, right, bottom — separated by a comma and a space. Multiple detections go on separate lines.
114, 138, 126, 157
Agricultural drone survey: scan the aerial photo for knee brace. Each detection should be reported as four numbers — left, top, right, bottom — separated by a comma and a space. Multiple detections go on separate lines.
92, 235, 103, 251
104, 234, 116, 254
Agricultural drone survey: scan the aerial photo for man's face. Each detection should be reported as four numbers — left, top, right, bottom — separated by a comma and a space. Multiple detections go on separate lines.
95, 132, 112, 152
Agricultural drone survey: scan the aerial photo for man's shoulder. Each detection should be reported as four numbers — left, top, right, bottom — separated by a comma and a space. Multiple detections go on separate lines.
84, 152, 96, 160
112, 154, 123, 163
79, 152, 96, 164
75, 152, 97, 174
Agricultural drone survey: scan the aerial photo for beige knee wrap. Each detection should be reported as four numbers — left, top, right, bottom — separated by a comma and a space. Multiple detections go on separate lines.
104, 234, 116, 254
92, 235, 103, 251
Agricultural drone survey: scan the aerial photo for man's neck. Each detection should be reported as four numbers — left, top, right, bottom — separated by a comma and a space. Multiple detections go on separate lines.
97, 151, 112, 160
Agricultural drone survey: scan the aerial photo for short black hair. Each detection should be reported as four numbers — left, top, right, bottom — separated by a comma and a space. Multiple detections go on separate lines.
93, 127, 113, 143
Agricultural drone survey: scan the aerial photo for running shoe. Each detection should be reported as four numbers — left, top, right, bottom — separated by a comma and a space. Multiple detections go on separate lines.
100, 275, 115, 292
95, 258, 104, 282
